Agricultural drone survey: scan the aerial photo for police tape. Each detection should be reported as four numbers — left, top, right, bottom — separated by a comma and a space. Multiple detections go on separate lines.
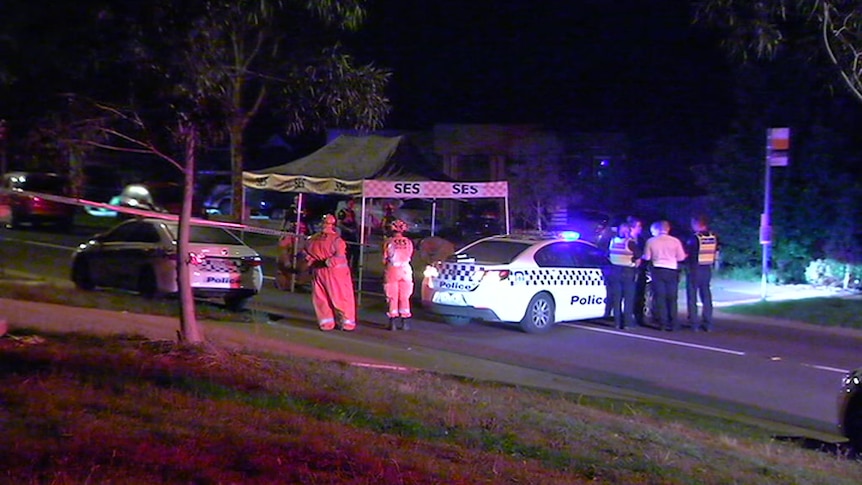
0, 188, 291, 238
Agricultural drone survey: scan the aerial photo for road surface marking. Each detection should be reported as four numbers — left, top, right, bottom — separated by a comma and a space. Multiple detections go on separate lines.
560, 323, 747, 356
801, 363, 849, 374
6, 238, 71, 251
351, 362, 413, 372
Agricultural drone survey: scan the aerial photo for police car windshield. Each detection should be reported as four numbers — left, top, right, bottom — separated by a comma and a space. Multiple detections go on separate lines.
449, 240, 531, 265
163, 223, 245, 245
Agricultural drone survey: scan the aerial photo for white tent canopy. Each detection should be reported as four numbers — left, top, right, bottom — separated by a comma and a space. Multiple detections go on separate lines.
242, 134, 509, 296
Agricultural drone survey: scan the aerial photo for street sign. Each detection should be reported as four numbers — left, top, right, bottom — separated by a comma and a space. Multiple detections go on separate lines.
767, 127, 790, 167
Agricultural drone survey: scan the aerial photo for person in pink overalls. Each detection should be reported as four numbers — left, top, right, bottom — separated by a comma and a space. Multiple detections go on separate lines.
382, 219, 415, 331
305, 214, 357, 331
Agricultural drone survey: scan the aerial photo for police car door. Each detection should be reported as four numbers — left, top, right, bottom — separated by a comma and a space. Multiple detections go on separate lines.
532, 242, 581, 322
565, 241, 608, 320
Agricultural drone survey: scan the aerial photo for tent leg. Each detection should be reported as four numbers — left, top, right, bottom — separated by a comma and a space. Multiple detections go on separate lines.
290, 192, 304, 293
357, 195, 367, 307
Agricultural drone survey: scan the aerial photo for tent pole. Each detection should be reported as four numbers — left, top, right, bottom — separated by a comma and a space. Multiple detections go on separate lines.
431, 198, 437, 236
290, 192, 304, 293
505, 195, 510, 234
358, 192, 367, 306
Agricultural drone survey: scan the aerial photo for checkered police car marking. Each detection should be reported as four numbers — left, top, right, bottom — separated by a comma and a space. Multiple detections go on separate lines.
199, 257, 242, 273
509, 268, 603, 287
436, 264, 603, 287
438, 263, 486, 281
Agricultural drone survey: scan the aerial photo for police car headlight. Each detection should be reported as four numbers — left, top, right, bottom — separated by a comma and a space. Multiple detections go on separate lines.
423, 265, 439, 278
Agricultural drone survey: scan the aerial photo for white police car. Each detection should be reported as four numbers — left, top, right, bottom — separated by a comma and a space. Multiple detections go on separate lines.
421, 232, 608, 333
71, 218, 264, 311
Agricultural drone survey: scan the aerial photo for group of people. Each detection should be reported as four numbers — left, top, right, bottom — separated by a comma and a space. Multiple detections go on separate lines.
286, 200, 719, 335
604, 215, 719, 333
289, 205, 416, 333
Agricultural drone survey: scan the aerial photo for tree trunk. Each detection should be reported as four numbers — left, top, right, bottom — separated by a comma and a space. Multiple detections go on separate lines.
178, 120, 204, 344
230, 119, 248, 224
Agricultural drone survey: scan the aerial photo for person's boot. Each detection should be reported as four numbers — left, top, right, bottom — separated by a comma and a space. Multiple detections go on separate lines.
388, 317, 396, 331
399, 317, 410, 331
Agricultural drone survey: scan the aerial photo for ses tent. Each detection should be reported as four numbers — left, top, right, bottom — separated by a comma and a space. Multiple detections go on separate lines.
242, 134, 509, 294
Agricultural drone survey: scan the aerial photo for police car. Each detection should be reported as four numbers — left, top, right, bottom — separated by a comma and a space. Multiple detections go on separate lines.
421, 232, 608, 333
71, 218, 263, 311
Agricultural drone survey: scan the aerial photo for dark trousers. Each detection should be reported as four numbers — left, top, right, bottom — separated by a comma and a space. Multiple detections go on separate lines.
686, 265, 713, 329
607, 265, 637, 328
652, 267, 680, 330
343, 232, 359, 270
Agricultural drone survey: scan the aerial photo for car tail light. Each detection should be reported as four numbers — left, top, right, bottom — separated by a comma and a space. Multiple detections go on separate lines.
188, 252, 206, 265
477, 269, 509, 282
241, 256, 262, 269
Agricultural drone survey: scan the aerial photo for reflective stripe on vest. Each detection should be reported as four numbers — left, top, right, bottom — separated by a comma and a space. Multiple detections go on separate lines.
696, 232, 717, 265
608, 237, 636, 267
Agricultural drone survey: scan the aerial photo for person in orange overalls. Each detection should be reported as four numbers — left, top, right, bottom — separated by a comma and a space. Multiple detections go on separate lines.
382, 219, 415, 331
305, 214, 357, 331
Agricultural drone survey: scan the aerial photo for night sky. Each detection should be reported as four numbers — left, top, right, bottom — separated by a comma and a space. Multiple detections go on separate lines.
349, 0, 736, 161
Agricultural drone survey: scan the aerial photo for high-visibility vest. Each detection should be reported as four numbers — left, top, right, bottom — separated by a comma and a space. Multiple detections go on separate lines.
608, 236, 636, 267
695, 232, 718, 265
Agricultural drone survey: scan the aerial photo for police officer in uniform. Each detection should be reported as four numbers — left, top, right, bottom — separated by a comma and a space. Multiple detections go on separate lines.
625, 216, 648, 326
606, 221, 643, 329
685, 215, 718, 332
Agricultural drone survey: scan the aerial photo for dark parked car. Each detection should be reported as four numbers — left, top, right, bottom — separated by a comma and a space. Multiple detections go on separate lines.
0, 171, 76, 231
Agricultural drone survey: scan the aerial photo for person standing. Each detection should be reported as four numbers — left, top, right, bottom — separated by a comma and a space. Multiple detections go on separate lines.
685, 215, 718, 332
382, 219, 415, 331
626, 216, 648, 326
275, 221, 309, 290
606, 221, 642, 329
337, 198, 360, 271
381, 202, 397, 237
305, 214, 357, 332
642, 220, 687, 331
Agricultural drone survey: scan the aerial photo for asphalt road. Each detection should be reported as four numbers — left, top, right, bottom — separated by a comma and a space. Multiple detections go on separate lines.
2, 223, 860, 441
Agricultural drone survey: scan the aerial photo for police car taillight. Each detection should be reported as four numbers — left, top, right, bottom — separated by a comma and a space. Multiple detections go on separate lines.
188, 252, 206, 265
477, 269, 509, 281
241, 256, 262, 268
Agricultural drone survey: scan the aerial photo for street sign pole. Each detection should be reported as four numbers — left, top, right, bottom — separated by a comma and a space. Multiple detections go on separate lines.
761, 165, 771, 301
761, 127, 790, 300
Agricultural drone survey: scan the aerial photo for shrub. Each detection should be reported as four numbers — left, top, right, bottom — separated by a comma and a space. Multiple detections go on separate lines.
804, 259, 862, 289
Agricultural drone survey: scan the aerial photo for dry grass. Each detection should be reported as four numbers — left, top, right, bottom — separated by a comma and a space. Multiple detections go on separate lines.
1, 330, 861, 484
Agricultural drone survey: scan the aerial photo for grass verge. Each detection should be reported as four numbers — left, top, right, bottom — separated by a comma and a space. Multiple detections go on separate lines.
720, 297, 862, 329
1, 330, 861, 484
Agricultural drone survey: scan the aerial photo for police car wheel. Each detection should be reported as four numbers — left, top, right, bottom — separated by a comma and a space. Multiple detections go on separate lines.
138, 267, 158, 299
443, 315, 471, 326
224, 295, 249, 312
520, 293, 555, 334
